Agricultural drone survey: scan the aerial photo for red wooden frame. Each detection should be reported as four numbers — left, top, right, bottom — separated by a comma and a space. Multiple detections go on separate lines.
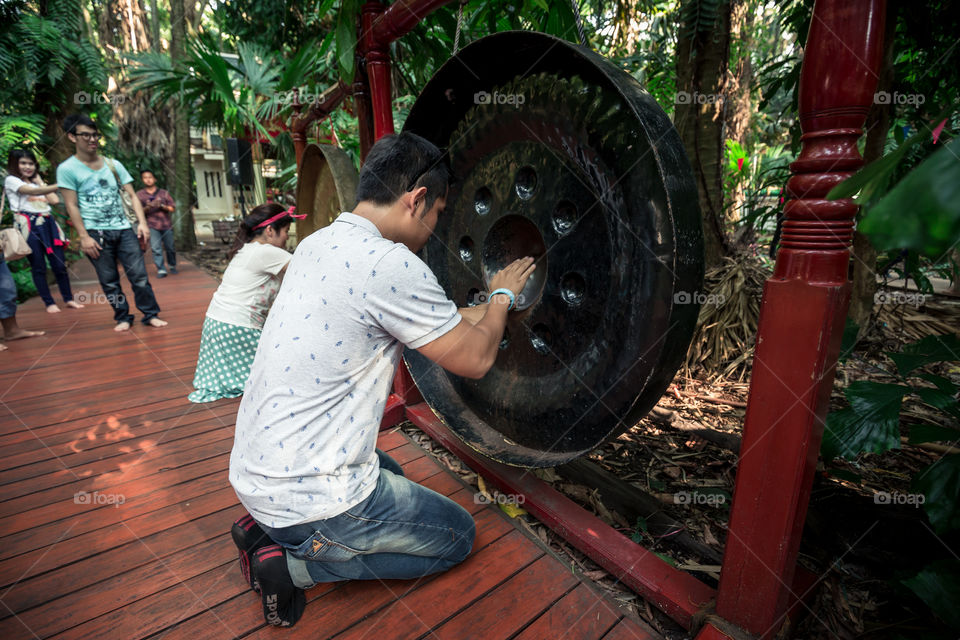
346, 0, 887, 636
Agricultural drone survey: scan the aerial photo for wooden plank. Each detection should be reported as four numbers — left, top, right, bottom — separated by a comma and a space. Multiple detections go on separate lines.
0, 535, 235, 638
0, 402, 238, 471
0, 452, 231, 535
0, 411, 235, 486
0, 431, 235, 515
0, 469, 228, 559
1, 505, 238, 614
330, 530, 545, 640
604, 618, 668, 640
513, 584, 624, 640
429, 554, 581, 640
0, 486, 237, 587
0, 397, 233, 452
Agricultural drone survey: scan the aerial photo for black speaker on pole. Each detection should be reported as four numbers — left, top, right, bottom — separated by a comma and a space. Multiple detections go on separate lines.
226, 138, 254, 186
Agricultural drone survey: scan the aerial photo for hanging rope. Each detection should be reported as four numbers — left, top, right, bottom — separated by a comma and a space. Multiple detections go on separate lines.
568, 0, 588, 48
453, 0, 467, 54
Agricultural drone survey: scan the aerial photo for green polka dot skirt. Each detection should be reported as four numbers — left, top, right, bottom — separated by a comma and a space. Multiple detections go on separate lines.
188, 316, 262, 403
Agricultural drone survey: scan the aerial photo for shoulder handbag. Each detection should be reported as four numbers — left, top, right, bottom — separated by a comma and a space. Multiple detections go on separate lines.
105, 158, 139, 227
1, 228, 31, 261
0, 190, 32, 261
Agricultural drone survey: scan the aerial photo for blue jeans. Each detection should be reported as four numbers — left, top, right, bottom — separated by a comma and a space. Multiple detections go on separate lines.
149, 228, 176, 272
23, 214, 73, 306
261, 449, 476, 588
0, 257, 16, 319
87, 228, 161, 325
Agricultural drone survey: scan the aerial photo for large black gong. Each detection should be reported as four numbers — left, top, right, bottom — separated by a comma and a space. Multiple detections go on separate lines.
403, 31, 703, 467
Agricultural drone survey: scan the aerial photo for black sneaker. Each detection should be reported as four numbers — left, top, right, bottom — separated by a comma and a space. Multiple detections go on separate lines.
169, 267, 178, 274
253, 544, 306, 627
231, 514, 272, 592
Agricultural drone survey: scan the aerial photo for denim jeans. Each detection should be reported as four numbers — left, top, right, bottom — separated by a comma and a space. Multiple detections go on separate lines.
0, 257, 16, 319
261, 449, 476, 588
87, 228, 161, 325
23, 214, 73, 306
149, 228, 176, 272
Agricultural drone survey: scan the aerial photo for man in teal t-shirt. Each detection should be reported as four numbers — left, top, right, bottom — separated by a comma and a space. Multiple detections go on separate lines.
57, 113, 167, 331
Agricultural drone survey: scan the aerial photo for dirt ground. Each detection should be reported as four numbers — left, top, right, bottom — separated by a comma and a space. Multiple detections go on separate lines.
186, 246, 959, 639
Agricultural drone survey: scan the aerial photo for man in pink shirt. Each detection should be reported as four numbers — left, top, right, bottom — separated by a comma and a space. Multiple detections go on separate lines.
136, 169, 177, 277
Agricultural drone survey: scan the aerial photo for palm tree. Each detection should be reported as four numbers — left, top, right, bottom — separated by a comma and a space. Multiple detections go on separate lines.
129, 35, 328, 206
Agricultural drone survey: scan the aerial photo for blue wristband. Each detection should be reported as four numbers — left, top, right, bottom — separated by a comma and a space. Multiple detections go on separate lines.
489, 288, 515, 310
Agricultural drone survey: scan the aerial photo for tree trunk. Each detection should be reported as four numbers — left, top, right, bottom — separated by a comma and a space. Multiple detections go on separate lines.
674, 0, 733, 270
149, 0, 160, 51
170, 0, 197, 250
849, 12, 896, 336
725, 0, 753, 231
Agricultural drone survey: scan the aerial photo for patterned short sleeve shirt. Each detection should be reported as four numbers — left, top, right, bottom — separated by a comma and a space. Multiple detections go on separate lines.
229, 212, 460, 527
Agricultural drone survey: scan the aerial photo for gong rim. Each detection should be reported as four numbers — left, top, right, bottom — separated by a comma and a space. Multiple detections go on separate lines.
295, 143, 358, 242
403, 31, 704, 467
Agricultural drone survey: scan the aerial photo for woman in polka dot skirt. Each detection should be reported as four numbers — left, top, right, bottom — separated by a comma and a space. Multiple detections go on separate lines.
189, 203, 301, 402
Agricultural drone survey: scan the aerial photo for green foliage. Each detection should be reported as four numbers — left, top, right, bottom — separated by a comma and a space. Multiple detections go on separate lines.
822, 381, 911, 460
902, 559, 960, 631
824, 333, 960, 597
0, 0, 107, 111
0, 114, 46, 168
7, 258, 37, 302
823, 334, 960, 461
912, 456, 960, 534
857, 138, 960, 260
890, 335, 960, 377
679, 0, 727, 42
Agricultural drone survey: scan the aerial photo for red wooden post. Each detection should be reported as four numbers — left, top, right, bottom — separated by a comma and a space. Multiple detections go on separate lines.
710, 1, 886, 637
362, 1, 395, 139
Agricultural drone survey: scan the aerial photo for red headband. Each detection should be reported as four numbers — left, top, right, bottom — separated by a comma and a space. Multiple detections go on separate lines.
254, 206, 305, 230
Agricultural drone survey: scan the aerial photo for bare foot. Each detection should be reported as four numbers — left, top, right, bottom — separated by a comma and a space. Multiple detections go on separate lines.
46, 304, 61, 313
5, 329, 45, 340
65, 300, 85, 309
147, 318, 168, 328
0, 343, 7, 351
114, 322, 132, 332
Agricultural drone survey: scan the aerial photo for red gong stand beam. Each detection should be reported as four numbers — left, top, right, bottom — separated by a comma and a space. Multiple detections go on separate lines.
708, 1, 886, 638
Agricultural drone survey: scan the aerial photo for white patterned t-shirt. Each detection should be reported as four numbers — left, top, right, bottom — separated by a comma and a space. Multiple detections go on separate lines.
229, 212, 461, 528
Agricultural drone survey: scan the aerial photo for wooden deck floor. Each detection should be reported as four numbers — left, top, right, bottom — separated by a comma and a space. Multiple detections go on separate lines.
0, 257, 659, 640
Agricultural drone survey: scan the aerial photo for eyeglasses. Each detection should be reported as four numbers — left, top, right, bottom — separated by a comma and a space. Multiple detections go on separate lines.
75, 132, 101, 141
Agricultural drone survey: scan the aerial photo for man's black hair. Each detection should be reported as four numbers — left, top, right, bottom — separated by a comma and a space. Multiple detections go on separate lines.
140, 169, 155, 177
62, 113, 98, 134
354, 132, 452, 214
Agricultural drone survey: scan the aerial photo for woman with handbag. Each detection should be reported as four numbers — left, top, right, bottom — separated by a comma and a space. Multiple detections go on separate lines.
56, 114, 166, 332
4, 149, 82, 313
